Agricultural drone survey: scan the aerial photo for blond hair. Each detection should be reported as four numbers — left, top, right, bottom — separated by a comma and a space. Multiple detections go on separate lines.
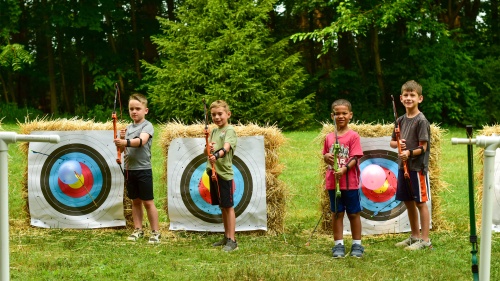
401, 80, 422, 96
129, 93, 148, 107
210, 100, 230, 112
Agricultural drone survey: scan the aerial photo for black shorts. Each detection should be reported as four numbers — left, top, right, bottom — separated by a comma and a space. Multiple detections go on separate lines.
126, 169, 154, 200
209, 173, 234, 208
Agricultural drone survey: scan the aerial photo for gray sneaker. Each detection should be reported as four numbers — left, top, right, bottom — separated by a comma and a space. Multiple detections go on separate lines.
148, 230, 161, 244
127, 228, 144, 241
212, 236, 228, 247
395, 236, 419, 247
350, 244, 364, 258
222, 239, 238, 252
332, 244, 345, 258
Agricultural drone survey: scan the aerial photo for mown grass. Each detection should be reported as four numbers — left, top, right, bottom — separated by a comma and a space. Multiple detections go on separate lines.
2, 124, 499, 280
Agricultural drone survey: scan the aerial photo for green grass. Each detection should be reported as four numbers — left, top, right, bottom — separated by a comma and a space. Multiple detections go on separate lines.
2, 124, 500, 280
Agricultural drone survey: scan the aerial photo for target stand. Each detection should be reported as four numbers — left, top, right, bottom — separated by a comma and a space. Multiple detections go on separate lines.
0, 132, 60, 281
452, 135, 500, 281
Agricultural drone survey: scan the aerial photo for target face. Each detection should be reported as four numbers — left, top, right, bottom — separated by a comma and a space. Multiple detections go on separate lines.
168, 137, 266, 232
28, 131, 126, 229
342, 136, 432, 235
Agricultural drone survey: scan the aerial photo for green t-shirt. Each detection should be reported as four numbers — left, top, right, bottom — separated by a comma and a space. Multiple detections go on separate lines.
206, 125, 237, 180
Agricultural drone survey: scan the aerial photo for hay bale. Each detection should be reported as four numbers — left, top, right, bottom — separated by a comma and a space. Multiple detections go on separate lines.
159, 122, 287, 235
315, 122, 446, 233
476, 125, 500, 227
18, 117, 131, 227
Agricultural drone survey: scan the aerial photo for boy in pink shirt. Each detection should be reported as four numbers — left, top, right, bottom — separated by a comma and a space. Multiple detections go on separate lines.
323, 99, 364, 258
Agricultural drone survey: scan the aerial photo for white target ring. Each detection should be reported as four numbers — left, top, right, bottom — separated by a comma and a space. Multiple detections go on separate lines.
27, 131, 125, 229
168, 136, 267, 232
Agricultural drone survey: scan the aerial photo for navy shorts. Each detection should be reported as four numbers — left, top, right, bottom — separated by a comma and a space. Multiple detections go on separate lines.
395, 169, 430, 203
209, 173, 234, 208
126, 169, 154, 201
328, 189, 362, 214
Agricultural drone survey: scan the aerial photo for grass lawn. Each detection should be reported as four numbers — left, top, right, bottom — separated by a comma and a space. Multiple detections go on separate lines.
2, 123, 499, 280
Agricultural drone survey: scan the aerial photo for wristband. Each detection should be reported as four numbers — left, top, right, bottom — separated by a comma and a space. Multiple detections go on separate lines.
126, 139, 131, 147
214, 151, 220, 160
409, 149, 413, 157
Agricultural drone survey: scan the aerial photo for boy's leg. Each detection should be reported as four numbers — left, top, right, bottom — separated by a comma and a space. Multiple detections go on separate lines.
132, 198, 144, 229
347, 213, 361, 240
143, 199, 159, 231
332, 211, 345, 241
222, 207, 236, 241
416, 201, 430, 241
404, 200, 420, 238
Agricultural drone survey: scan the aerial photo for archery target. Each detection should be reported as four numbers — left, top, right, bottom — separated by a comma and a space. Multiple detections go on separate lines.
168, 136, 266, 232
28, 131, 125, 229
342, 136, 432, 235
491, 148, 500, 232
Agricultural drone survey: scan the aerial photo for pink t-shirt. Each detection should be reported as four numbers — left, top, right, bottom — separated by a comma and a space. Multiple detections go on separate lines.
323, 129, 363, 190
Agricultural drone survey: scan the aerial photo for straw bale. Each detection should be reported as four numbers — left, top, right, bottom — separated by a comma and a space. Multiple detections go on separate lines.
18, 117, 130, 227
476, 124, 500, 226
315, 122, 446, 233
159, 121, 287, 235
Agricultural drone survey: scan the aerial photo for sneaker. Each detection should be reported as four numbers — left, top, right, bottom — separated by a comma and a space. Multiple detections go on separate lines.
222, 239, 238, 252
148, 230, 161, 244
127, 228, 144, 241
395, 236, 419, 247
212, 236, 228, 247
332, 244, 345, 258
405, 239, 432, 251
350, 244, 364, 258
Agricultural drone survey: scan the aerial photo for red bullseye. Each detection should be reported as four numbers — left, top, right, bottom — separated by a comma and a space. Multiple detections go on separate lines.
58, 162, 94, 198
361, 168, 397, 202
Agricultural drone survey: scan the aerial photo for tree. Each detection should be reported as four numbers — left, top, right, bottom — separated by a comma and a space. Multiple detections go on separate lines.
143, 0, 314, 130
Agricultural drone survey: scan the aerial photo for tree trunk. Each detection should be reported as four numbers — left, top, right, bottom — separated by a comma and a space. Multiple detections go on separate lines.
372, 26, 385, 102
130, 0, 142, 79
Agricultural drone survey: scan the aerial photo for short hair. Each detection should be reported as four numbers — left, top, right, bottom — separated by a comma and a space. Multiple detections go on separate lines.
129, 93, 148, 107
401, 80, 422, 96
210, 100, 230, 112
331, 99, 352, 111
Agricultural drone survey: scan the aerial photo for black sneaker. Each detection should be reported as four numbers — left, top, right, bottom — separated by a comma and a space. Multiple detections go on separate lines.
222, 239, 238, 252
212, 236, 228, 247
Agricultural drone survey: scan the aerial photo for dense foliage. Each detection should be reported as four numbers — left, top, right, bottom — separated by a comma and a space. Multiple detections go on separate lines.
1, 0, 499, 129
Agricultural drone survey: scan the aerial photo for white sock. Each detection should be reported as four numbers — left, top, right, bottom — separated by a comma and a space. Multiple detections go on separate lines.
334, 240, 344, 245
352, 240, 361, 245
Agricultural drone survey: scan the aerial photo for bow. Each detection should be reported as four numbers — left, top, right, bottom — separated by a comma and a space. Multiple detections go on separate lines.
113, 83, 124, 175
466, 125, 479, 281
391, 95, 413, 198
203, 99, 220, 198
332, 114, 341, 214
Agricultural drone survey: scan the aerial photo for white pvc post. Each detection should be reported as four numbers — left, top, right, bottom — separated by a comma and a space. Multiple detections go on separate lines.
0, 132, 60, 281
452, 135, 500, 281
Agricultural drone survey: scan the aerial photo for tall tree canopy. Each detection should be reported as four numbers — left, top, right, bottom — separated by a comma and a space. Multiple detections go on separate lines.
143, 0, 314, 129
0, 0, 499, 128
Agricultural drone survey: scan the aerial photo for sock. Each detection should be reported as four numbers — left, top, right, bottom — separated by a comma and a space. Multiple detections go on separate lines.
352, 240, 361, 245
334, 240, 344, 245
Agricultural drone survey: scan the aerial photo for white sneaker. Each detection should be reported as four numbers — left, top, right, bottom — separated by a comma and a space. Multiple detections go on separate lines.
405, 239, 432, 250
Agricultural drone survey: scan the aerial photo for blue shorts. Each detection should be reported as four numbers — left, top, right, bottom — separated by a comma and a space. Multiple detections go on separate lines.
209, 173, 234, 208
126, 169, 154, 201
328, 189, 362, 214
395, 169, 430, 203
